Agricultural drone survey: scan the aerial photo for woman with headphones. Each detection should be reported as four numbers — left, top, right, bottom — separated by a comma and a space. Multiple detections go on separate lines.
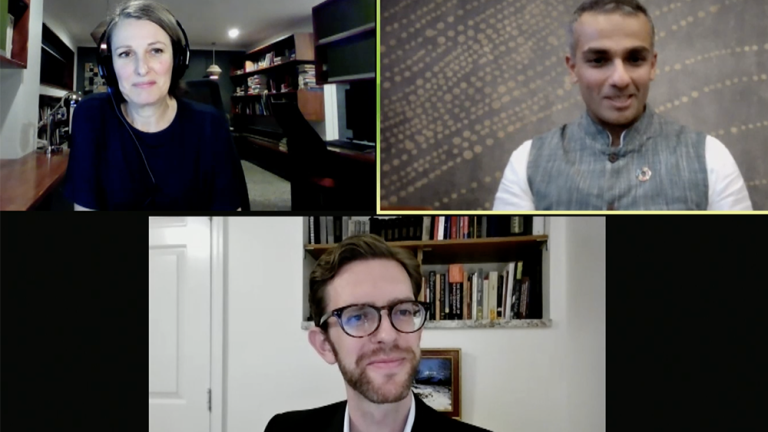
62, 0, 247, 210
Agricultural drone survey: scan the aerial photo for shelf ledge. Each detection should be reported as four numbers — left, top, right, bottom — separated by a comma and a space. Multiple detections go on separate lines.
301, 319, 552, 330
316, 23, 375, 46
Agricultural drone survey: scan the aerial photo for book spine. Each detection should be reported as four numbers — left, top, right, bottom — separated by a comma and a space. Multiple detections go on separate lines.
450, 216, 457, 239
308, 217, 315, 244
326, 216, 334, 243
320, 216, 327, 244
489, 272, 497, 321
482, 277, 489, 319
392, 218, 399, 241
475, 272, 482, 320
434, 274, 440, 321
432, 217, 438, 240
462, 216, 468, 239
481, 216, 487, 238
505, 263, 516, 319
428, 271, 436, 321
521, 277, 529, 319
333, 216, 342, 243
437, 216, 444, 240
501, 267, 509, 319
497, 273, 504, 319
442, 273, 449, 320
422, 217, 431, 241
342, 217, 350, 240
465, 276, 471, 320
512, 279, 522, 319
448, 283, 455, 320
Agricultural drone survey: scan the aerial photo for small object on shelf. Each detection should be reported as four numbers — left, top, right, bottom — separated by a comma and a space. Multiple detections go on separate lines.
6, 14, 14, 55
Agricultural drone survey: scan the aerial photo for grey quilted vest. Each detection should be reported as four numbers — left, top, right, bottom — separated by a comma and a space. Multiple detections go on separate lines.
526, 106, 709, 210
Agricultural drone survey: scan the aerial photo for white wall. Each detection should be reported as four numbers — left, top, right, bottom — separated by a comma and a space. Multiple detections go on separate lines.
0, 0, 44, 159
223, 217, 605, 432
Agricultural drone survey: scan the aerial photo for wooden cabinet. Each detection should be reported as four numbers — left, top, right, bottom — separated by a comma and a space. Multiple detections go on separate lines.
297, 89, 324, 122
0, 0, 30, 69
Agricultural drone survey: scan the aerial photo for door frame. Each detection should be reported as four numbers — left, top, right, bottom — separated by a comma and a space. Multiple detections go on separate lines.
211, 217, 226, 432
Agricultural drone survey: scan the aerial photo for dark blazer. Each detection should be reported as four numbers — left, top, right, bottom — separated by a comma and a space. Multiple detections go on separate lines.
264, 392, 492, 432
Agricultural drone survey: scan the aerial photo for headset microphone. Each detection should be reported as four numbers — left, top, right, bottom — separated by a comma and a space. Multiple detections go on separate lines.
98, 11, 190, 209
107, 86, 157, 208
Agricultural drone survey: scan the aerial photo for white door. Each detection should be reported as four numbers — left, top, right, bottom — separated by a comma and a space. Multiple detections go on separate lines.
149, 217, 211, 432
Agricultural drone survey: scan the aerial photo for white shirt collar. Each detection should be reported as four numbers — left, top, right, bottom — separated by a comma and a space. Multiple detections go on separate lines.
343, 392, 416, 432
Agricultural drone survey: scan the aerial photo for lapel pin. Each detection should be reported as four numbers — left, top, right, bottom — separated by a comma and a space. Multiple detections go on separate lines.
637, 167, 652, 182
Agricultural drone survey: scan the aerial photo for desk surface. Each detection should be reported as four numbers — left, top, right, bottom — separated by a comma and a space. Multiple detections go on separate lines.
235, 133, 375, 164
0, 150, 70, 210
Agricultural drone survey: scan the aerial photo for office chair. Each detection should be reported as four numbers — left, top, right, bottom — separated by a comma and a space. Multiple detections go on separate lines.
270, 100, 338, 211
181, 80, 250, 211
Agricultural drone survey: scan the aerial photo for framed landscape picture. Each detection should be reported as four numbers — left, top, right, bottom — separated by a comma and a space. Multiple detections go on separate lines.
412, 348, 461, 419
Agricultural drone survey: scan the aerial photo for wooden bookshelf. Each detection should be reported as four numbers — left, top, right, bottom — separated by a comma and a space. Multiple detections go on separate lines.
230, 32, 323, 122
305, 235, 548, 264
0, 0, 30, 69
301, 319, 553, 330
230, 59, 314, 78
233, 90, 297, 97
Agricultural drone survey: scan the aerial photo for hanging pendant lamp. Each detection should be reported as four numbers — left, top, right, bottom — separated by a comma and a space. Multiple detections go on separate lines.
206, 42, 222, 79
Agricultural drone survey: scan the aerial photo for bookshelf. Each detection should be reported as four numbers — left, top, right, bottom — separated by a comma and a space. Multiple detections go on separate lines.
230, 33, 324, 123
312, 0, 376, 85
0, 0, 30, 69
301, 216, 552, 329
305, 236, 548, 264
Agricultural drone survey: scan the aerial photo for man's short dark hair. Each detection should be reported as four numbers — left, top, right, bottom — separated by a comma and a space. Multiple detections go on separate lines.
567, 0, 656, 58
308, 234, 422, 328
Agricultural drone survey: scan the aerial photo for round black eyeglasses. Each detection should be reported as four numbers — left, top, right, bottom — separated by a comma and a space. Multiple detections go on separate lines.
318, 300, 428, 338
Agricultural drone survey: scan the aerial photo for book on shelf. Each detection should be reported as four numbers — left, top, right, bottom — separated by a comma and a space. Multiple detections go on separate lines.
309, 217, 378, 244
421, 262, 540, 322
298, 64, 319, 89
309, 216, 540, 244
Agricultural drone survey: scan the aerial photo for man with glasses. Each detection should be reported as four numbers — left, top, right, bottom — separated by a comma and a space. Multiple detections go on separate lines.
264, 234, 491, 432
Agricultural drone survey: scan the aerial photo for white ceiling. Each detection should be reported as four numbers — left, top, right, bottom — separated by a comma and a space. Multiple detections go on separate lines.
43, 0, 321, 51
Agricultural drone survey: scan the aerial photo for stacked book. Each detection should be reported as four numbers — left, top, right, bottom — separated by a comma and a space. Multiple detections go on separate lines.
297, 64, 318, 89
419, 262, 541, 322
246, 75, 267, 95
258, 52, 275, 69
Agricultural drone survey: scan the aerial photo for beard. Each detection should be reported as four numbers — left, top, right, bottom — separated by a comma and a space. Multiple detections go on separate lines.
329, 341, 420, 404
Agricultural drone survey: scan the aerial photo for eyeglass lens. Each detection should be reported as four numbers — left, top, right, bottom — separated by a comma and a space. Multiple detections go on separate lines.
340, 301, 426, 337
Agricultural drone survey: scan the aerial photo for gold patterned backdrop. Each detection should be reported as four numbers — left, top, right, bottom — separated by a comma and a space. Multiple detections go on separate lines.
379, 0, 768, 210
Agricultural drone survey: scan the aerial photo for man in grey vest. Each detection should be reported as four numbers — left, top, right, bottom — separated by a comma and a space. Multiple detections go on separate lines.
493, 0, 752, 210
